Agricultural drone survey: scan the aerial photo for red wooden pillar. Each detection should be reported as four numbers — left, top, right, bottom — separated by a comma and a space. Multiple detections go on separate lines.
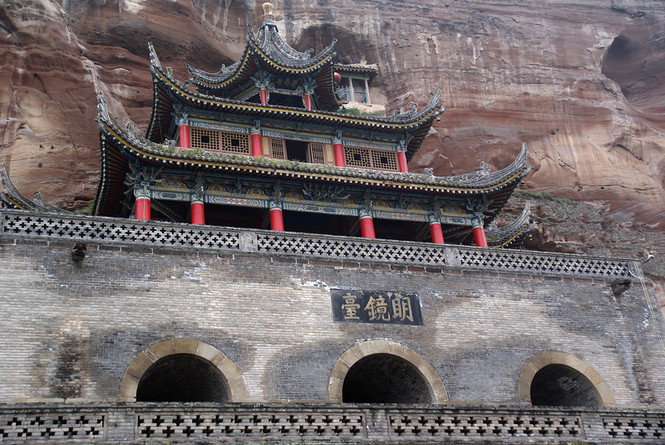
359, 209, 375, 239
176, 114, 190, 148
472, 221, 488, 247
397, 151, 409, 173
303, 78, 315, 111
251, 122, 262, 157
333, 134, 345, 167
259, 88, 268, 105
190, 181, 206, 225
430, 220, 444, 244
134, 184, 151, 221
135, 198, 151, 221
270, 201, 284, 231
191, 200, 205, 225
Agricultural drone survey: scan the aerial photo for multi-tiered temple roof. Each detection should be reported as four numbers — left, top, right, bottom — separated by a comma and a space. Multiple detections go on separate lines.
186, 20, 339, 110
2, 4, 531, 247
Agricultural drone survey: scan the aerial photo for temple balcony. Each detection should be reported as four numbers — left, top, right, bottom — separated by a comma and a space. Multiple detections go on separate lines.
335, 63, 386, 116
0, 401, 662, 443
0, 209, 636, 281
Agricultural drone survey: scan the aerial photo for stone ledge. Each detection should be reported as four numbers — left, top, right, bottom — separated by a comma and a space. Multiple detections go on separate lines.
0, 402, 662, 444
0, 209, 639, 281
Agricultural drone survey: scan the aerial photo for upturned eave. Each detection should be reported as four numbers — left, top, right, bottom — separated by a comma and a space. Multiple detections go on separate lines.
99, 94, 527, 203
148, 63, 444, 158
185, 21, 338, 91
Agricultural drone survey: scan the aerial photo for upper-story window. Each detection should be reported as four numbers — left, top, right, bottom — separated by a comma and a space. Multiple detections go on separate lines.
343, 146, 399, 171
189, 127, 250, 154
339, 76, 371, 105
269, 138, 326, 164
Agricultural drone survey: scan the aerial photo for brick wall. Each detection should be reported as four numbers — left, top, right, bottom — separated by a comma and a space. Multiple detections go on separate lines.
0, 227, 663, 407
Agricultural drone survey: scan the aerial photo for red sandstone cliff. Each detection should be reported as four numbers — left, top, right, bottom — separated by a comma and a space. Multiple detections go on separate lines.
1, 0, 664, 302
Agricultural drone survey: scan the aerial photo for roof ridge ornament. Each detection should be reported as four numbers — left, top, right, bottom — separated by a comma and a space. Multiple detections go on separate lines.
96, 91, 111, 128
147, 42, 162, 71
262, 2, 275, 21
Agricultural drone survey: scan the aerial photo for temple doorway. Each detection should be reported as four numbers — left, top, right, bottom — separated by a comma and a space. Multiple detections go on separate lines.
342, 353, 433, 404
530, 364, 600, 407
136, 354, 230, 402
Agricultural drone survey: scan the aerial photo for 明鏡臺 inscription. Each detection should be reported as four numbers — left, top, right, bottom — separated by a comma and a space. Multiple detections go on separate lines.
331, 289, 423, 325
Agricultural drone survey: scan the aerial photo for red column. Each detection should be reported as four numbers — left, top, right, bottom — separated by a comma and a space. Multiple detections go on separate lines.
178, 124, 190, 148
259, 88, 268, 105
397, 151, 408, 173
430, 221, 444, 244
134, 184, 151, 221
472, 224, 488, 247
251, 126, 262, 157
270, 206, 284, 231
304, 93, 312, 110
333, 141, 345, 167
360, 215, 376, 239
176, 115, 190, 148
135, 197, 151, 221
191, 201, 205, 225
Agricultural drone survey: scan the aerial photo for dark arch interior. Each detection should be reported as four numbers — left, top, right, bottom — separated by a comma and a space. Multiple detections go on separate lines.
294, 23, 379, 66
602, 33, 665, 113
136, 354, 229, 402
530, 364, 600, 407
342, 354, 433, 404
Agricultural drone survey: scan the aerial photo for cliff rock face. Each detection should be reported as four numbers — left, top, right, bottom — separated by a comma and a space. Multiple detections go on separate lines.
1, 0, 664, 304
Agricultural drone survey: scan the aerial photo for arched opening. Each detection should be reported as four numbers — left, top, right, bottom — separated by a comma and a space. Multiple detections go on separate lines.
328, 340, 448, 404
342, 353, 433, 404
517, 351, 616, 407
530, 364, 600, 407
120, 338, 248, 402
136, 354, 229, 402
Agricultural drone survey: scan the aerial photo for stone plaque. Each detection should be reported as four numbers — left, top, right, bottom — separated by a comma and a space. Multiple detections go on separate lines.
331, 289, 423, 325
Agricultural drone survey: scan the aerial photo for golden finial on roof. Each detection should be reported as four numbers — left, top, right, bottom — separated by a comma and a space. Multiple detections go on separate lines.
262, 2, 275, 20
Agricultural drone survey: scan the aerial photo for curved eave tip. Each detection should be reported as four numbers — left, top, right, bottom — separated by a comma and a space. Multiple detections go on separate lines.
147, 42, 162, 69
95, 91, 111, 123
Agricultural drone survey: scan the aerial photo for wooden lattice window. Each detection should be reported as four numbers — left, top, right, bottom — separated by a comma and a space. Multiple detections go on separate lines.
220, 131, 250, 154
344, 146, 371, 168
190, 127, 219, 151
270, 138, 286, 159
308, 143, 326, 164
371, 149, 398, 171
344, 146, 398, 171
189, 127, 250, 154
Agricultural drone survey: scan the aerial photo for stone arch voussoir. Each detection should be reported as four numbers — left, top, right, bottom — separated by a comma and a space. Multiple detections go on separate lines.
328, 340, 448, 404
517, 351, 616, 407
119, 338, 247, 402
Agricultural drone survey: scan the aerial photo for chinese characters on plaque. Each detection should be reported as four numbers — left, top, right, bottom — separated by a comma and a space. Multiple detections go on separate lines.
331, 289, 423, 325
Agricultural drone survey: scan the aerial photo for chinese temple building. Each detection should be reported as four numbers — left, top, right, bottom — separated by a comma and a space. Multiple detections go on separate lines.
0, 3, 664, 445
86, 2, 531, 248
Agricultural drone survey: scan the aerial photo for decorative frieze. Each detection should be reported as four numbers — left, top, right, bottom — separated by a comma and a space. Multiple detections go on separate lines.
207, 196, 266, 208
189, 120, 250, 134
342, 138, 398, 152
373, 209, 428, 222
0, 403, 662, 443
262, 129, 331, 144
0, 411, 106, 442
0, 210, 636, 280
282, 201, 357, 216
